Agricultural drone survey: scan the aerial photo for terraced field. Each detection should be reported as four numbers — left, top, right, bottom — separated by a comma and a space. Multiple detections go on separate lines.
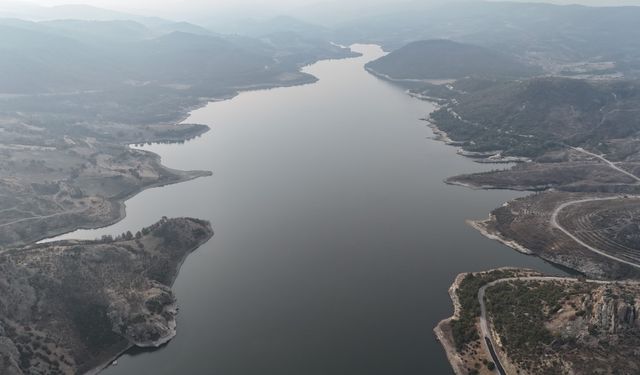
556, 197, 640, 265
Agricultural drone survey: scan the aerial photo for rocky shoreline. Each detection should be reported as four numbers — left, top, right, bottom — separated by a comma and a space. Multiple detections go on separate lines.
90, 218, 215, 375
418, 91, 640, 280
0, 218, 214, 375
437, 270, 640, 375
38, 166, 211, 245
467, 218, 534, 255
433, 273, 468, 375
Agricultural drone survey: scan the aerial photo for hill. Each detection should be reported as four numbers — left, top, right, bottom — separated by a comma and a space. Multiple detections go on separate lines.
438, 269, 640, 375
0, 218, 213, 375
366, 39, 538, 80
213, 15, 328, 38
0, 18, 353, 95
429, 77, 640, 158
334, 2, 640, 78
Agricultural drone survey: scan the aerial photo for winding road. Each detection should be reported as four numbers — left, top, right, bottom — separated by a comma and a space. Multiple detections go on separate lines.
0, 210, 84, 228
548, 147, 640, 270
478, 147, 640, 374
572, 147, 640, 183
550, 196, 640, 270
477, 276, 632, 374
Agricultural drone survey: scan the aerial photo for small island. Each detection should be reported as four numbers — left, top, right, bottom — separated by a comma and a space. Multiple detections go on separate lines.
0, 217, 213, 375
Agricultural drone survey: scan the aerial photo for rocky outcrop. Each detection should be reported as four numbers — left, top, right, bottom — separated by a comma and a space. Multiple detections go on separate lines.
589, 287, 640, 334
108, 281, 179, 347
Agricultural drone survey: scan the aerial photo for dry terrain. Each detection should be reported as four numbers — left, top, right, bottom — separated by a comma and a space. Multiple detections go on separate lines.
417, 76, 640, 280
438, 270, 640, 375
0, 217, 213, 375
0, 135, 210, 247
434, 269, 544, 375
474, 192, 640, 279
484, 277, 640, 375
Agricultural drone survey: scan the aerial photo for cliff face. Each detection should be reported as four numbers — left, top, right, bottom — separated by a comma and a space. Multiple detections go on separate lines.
0, 217, 213, 375
589, 287, 640, 334
472, 278, 640, 375
539, 283, 640, 374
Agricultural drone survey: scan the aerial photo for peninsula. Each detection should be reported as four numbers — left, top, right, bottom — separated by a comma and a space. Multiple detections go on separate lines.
0, 217, 213, 375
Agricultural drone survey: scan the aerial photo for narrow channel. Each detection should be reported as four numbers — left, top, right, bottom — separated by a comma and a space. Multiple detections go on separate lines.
52, 45, 563, 375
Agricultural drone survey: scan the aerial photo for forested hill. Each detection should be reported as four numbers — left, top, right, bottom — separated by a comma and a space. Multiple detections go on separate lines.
333, 1, 640, 77
429, 77, 640, 157
0, 18, 353, 94
366, 40, 538, 80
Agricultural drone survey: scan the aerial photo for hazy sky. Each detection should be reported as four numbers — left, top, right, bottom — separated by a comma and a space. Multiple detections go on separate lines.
23, 0, 640, 13
13, 0, 640, 23
23, 0, 317, 12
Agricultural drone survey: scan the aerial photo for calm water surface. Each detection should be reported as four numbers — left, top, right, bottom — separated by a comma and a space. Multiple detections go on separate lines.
54, 45, 563, 375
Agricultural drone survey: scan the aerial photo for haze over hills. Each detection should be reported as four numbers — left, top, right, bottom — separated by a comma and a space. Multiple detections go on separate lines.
3, 1, 640, 375
332, 1, 640, 77
0, 17, 351, 94
0, 10, 355, 248
366, 39, 539, 80
6, 0, 640, 77
428, 77, 640, 157
0, 1, 163, 23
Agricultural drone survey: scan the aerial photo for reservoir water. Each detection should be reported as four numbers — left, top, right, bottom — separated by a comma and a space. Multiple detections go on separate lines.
53, 45, 563, 374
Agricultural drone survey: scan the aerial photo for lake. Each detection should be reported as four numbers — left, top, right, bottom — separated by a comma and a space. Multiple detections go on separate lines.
53, 44, 563, 375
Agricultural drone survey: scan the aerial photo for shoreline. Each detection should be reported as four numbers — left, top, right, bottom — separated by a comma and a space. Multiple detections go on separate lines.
443, 178, 539, 192
435, 268, 546, 375
433, 273, 468, 375
444, 177, 551, 191
399, 81, 574, 373
364, 65, 456, 85
467, 216, 590, 279
426, 117, 531, 164
37, 61, 336, 246
87, 223, 215, 375
467, 218, 534, 255
74, 50, 361, 375
37, 164, 212, 245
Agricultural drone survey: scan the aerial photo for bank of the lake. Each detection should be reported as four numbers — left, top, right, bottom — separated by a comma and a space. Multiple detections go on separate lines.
51, 45, 564, 375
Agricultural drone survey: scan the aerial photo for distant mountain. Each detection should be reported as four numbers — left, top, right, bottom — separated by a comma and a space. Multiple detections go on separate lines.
0, 2, 217, 37
0, 23, 118, 93
1, 2, 125, 21
0, 2, 159, 24
153, 21, 217, 36
0, 24, 263, 93
332, 1, 640, 76
0, 17, 353, 94
40, 19, 155, 42
289, 0, 461, 27
122, 31, 274, 87
366, 39, 539, 80
207, 15, 329, 39
41, 4, 146, 21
